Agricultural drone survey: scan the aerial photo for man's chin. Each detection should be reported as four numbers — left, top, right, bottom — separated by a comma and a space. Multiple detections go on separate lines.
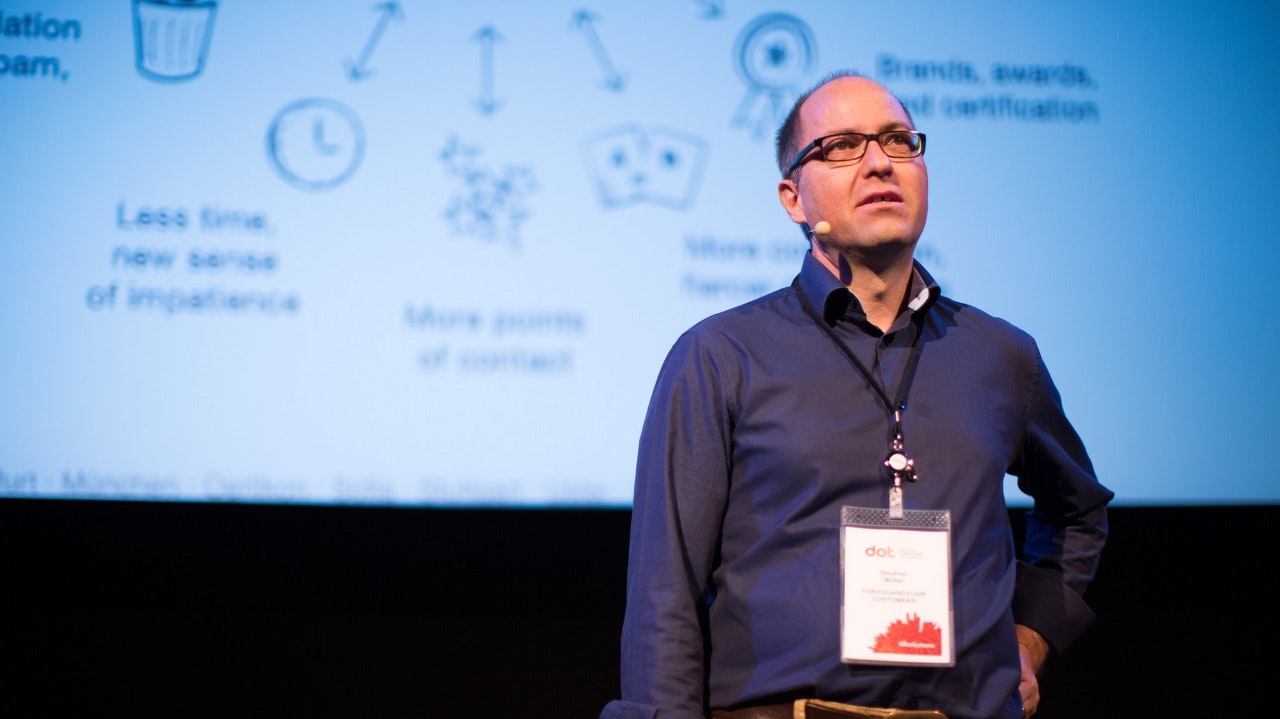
817, 234, 918, 260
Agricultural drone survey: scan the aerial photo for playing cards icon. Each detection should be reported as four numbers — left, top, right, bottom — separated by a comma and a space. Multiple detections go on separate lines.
582, 125, 708, 210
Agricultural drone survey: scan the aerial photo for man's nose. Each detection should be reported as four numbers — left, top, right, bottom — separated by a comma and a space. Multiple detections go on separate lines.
860, 140, 894, 174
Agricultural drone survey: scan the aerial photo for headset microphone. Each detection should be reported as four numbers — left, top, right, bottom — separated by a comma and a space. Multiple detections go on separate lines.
813, 220, 832, 236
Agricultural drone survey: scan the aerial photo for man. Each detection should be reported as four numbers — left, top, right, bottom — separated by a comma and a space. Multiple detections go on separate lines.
601, 72, 1112, 719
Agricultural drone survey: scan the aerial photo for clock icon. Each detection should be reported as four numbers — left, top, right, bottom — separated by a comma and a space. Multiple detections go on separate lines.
267, 98, 365, 191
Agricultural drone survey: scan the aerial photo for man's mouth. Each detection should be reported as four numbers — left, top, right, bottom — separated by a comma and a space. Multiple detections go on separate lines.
858, 191, 903, 206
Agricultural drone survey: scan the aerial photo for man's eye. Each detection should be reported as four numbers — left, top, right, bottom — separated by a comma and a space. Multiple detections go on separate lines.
826, 137, 861, 153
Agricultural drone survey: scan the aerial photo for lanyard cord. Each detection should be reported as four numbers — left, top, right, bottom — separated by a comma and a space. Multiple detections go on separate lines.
792, 276, 929, 517
791, 277, 927, 425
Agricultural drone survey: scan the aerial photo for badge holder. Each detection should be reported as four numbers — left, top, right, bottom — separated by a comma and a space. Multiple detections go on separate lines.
840, 506, 954, 666
883, 406, 916, 520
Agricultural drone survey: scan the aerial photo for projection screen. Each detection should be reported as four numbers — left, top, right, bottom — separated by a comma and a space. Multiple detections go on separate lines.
2, 0, 1277, 506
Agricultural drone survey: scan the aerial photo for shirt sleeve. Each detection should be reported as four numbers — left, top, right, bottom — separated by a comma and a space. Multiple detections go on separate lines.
615, 329, 735, 717
1009, 341, 1114, 654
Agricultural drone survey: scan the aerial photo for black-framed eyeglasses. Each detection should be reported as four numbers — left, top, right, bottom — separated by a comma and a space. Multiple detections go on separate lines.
787, 130, 926, 175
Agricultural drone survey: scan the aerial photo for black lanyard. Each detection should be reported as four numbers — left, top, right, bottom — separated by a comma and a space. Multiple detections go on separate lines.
792, 277, 928, 518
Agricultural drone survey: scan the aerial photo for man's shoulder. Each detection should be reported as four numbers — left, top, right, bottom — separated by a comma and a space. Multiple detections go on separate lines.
683, 285, 801, 339
930, 294, 1039, 355
656, 285, 805, 373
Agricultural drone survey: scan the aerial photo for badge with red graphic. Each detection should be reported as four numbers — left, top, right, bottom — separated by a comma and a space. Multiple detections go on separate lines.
841, 508, 955, 666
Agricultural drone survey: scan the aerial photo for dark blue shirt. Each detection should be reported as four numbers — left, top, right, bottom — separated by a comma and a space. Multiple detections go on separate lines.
603, 253, 1113, 719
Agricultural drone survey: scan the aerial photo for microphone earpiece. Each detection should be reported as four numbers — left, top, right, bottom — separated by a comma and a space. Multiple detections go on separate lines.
813, 221, 831, 236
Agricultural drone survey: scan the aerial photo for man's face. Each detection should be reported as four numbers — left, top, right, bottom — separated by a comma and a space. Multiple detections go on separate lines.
778, 77, 929, 265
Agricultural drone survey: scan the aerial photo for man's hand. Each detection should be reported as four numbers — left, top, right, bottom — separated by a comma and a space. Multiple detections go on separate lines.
1015, 624, 1050, 717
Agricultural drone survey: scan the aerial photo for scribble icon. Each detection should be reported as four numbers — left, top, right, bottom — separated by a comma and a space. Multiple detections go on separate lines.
133, 0, 218, 82
440, 136, 538, 247
732, 13, 817, 139
267, 99, 366, 192
583, 126, 708, 210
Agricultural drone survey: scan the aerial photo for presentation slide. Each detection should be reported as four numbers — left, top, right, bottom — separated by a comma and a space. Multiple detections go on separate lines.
2, 0, 1277, 506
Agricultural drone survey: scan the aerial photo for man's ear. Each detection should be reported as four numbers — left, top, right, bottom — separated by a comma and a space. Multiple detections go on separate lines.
778, 177, 808, 225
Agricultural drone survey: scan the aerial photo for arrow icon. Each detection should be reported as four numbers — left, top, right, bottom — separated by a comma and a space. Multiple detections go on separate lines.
345, 2, 404, 82
472, 25, 503, 115
694, 0, 725, 20
571, 10, 627, 92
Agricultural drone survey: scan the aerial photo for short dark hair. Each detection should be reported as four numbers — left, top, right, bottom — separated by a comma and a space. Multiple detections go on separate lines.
774, 70, 915, 178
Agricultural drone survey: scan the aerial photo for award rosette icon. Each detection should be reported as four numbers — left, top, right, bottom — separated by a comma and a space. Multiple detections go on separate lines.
732, 13, 817, 139
133, 0, 218, 82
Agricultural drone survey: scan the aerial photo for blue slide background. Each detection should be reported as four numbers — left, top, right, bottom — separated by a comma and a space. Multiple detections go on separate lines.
1, 0, 1277, 506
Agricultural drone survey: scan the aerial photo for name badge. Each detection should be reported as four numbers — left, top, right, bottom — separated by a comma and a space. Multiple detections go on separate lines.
840, 507, 955, 666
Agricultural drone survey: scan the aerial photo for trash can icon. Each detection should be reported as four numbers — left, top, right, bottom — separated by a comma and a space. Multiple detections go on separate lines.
133, 0, 218, 82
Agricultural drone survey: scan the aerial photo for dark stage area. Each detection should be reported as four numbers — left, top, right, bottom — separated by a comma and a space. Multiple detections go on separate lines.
3, 500, 1273, 717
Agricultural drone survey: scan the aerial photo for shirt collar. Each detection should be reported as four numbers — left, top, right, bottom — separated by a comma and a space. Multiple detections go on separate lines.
797, 250, 942, 327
